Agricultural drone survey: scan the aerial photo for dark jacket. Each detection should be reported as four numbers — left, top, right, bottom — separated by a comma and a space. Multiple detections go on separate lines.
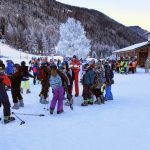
105, 65, 114, 86
21, 66, 34, 81
9, 71, 22, 91
83, 67, 95, 85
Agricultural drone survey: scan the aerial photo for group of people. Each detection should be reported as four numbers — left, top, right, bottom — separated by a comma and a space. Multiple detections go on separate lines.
114, 58, 138, 74
0, 55, 114, 124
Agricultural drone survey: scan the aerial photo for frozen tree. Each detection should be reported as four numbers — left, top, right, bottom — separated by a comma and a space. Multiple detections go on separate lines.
26, 27, 38, 53
5, 23, 14, 43
41, 33, 49, 55
57, 18, 91, 58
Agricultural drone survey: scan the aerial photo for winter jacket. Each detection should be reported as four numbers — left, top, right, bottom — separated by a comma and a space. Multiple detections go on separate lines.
6, 61, 14, 75
57, 69, 68, 86
62, 69, 73, 86
70, 59, 81, 73
50, 74, 62, 90
32, 64, 39, 75
82, 67, 95, 85
105, 65, 114, 86
9, 71, 22, 91
93, 69, 106, 89
21, 66, 34, 81
0, 73, 9, 102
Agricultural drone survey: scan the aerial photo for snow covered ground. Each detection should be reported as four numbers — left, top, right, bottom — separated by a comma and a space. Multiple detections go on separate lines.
1, 70, 150, 150
1, 43, 150, 150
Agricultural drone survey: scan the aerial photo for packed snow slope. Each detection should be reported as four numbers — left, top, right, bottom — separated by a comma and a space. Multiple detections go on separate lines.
1, 43, 150, 150
0, 42, 63, 63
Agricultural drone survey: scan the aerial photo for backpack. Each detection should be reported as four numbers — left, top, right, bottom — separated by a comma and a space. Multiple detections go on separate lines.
33, 67, 37, 74
38, 68, 46, 81
0, 74, 11, 87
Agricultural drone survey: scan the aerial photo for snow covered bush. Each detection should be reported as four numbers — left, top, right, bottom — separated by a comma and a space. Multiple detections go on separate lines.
57, 18, 91, 59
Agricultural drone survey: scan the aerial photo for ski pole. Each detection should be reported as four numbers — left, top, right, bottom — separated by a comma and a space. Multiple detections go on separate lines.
12, 112, 25, 125
12, 112, 45, 117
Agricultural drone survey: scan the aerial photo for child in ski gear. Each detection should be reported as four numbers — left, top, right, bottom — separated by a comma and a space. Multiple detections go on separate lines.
92, 62, 106, 104
128, 61, 133, 74
104, 62, 114, 101
32, 62, 39, 85
70, 55, 81, 97
120, 60, 125, 74
0, 65, 15, 124
124, 59, 129, 74
81, 63, 95, 106
20, 61, 34, 94
9, 64, 23, 109
38, 63, 50, 104
49, 65, 65, 114
5, 60, 14, 75
116, 60, 120, 73
61, 61, 73, 107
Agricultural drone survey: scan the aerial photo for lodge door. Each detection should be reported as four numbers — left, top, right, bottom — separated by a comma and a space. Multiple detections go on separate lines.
139, 52, 148, 67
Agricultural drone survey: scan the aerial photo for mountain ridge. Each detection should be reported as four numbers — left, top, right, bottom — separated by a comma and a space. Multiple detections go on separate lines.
0, 0, 145, 57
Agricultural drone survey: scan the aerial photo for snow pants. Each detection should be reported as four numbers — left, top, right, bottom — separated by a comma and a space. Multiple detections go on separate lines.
0, 97, 11, 117
11, 87, 23, 103
74, 72, 79, 96
50, 87, 64, 112
21, 80, 30, 90
82, 85, 92, 100
105, 85, 113, 100
40, 80, 50, 99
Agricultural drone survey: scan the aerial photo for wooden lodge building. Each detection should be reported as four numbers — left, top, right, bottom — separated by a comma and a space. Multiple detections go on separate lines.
113, 32, 150, 67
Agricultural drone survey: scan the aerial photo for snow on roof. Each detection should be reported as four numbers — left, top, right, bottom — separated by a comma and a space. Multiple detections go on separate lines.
113, 41, 150, 53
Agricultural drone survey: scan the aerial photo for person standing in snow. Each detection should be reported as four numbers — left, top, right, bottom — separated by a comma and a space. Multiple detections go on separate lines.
92, 62, 106, 104
5, 60, 14, 75
81, 63, 95, 106
61, 61, 73, 106
145, 58, 150, 73
32, 62, 39, 85
0, 64, 15, 124
20, 61, 34, 94
38, 62, 50, 104
104, 62, 114, 101
9, 64, 23, 109
70, 55, 81, 97
49, 65, 68, 114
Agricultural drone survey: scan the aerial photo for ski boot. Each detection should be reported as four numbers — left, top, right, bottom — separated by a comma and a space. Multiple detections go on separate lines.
94, 97, 101, 105
87, 98, 94, 105
75, 94, 79, 97
19, 100, 24, 107
12, 103, 20, 110
39, 95, 44, 104
81, 100, 88, 106
49, 109, 54, 115
4, 116, 15, 124
57, 110, 64, 114
100, 95, 105, 104
26, 89, 31, 94
41, 98, 49, 104
21, 88, 23, 94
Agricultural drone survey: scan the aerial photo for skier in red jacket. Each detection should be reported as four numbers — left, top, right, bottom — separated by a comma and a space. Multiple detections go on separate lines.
70, 55, 81, 97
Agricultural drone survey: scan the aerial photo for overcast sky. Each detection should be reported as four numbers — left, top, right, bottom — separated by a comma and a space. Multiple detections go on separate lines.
57, 0, 150, 30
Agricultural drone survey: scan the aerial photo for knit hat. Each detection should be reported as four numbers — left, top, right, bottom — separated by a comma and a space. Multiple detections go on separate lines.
73, 55, 77, 59
51, 64, 57, 70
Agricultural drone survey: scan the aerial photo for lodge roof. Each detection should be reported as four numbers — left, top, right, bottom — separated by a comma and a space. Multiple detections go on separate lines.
113, 41, 150, 53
